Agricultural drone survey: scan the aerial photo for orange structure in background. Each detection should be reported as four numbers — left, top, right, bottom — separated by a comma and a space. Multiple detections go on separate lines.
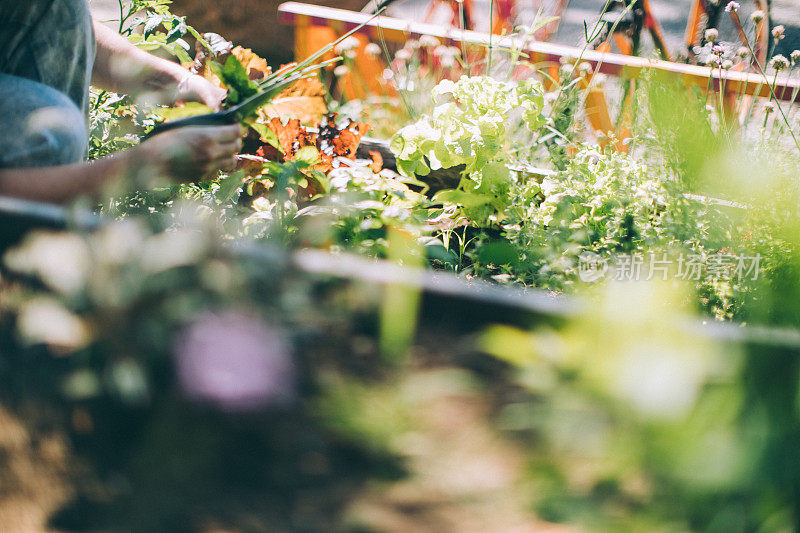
281, 1, 787, 148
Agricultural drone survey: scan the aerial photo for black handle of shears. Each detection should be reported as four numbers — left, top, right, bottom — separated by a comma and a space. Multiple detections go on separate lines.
142, 111, 238, 140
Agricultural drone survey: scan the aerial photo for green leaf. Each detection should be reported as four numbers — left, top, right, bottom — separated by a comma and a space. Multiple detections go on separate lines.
143, 14, 165, 39
433, 189, 494, 208
294, 146, 320, 166
215, 170, 246, 204
310, 170, 329, 194
157, 102, 213, 121
477, 241, 520, 266
212, 55, 259, 106
165, 17, 188, 44
249, 121, 281, 150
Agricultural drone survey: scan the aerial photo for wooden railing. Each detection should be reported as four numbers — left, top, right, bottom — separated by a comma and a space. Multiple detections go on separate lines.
277, 1, 800, 102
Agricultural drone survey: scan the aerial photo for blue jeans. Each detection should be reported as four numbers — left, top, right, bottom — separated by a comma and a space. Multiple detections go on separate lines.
0, 0, 95, 168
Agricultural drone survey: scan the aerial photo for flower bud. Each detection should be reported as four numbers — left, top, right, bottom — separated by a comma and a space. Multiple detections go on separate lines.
770, 54, 789, 71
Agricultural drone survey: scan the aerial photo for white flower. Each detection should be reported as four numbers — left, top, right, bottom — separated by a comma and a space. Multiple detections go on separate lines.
435, 46, 460, 67
18, 298, 90, 351
364, 42, 381, 56
419, 34, 440, 48
4, 232, 91, 294
333, 65, 350, 77
395, 48, 412, 61
140, 229, 208, 273
770, 54, 789, 71
334, 36, 360, 54
615, 343, 707, 419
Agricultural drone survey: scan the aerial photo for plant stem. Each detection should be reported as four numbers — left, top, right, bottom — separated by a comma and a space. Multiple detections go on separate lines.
487, 0, 495, 75
459, 0, 471, 76
376, 24, 416, 120
544, 0, 630, 127
117, 0, 125, 34
718, 67, 730, 139
730, 10, 800, 151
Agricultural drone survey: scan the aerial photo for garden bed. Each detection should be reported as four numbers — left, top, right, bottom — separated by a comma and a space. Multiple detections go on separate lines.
4, 0, 800, 531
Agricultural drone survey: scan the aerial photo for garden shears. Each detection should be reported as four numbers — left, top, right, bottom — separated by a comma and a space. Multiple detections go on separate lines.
144, 7, 385, 140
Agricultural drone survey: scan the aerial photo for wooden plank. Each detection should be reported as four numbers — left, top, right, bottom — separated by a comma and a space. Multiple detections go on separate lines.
0, 194, 793, 348
277, 1, 800, 102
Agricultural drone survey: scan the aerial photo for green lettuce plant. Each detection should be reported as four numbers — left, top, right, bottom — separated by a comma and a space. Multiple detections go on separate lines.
391, 75, 545, 224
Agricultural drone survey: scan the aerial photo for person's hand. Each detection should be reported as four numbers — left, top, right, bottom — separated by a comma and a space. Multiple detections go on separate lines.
175, 73, 228, 111
133, 124, 244, 181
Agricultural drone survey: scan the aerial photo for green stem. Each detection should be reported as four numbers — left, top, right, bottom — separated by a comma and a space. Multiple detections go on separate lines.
459, 0, 470, 76
487, 0, 495, 75
117, 0, 125, 34
770, 70, 779, 102
718, 67, 729, 137
376, 24, 415, 120
544, 0, 630, 127
732, 11, 800, 150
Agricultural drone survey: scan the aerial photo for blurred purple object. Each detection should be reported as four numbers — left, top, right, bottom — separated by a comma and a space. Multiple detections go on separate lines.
173, 311, 295, 411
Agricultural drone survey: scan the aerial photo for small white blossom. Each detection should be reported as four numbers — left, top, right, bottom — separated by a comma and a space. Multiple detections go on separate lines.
334, 36, 360, 54
705, 28, 719, 43
419, 34, 440, 47
364, 42, 381, 56
751, 9, 765, 24
770, 54, 789, 71
395, 48, 412, 61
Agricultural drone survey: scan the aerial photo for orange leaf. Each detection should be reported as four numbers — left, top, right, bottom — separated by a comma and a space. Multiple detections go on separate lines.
368, 150, 383, 173
232, 46, 272, 81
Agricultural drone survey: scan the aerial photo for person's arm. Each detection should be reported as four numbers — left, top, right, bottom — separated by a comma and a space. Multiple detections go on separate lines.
0, 22, 242, 203
92, 21, 226, 110
0, 125, 243, 204
0, 153, 133, 204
